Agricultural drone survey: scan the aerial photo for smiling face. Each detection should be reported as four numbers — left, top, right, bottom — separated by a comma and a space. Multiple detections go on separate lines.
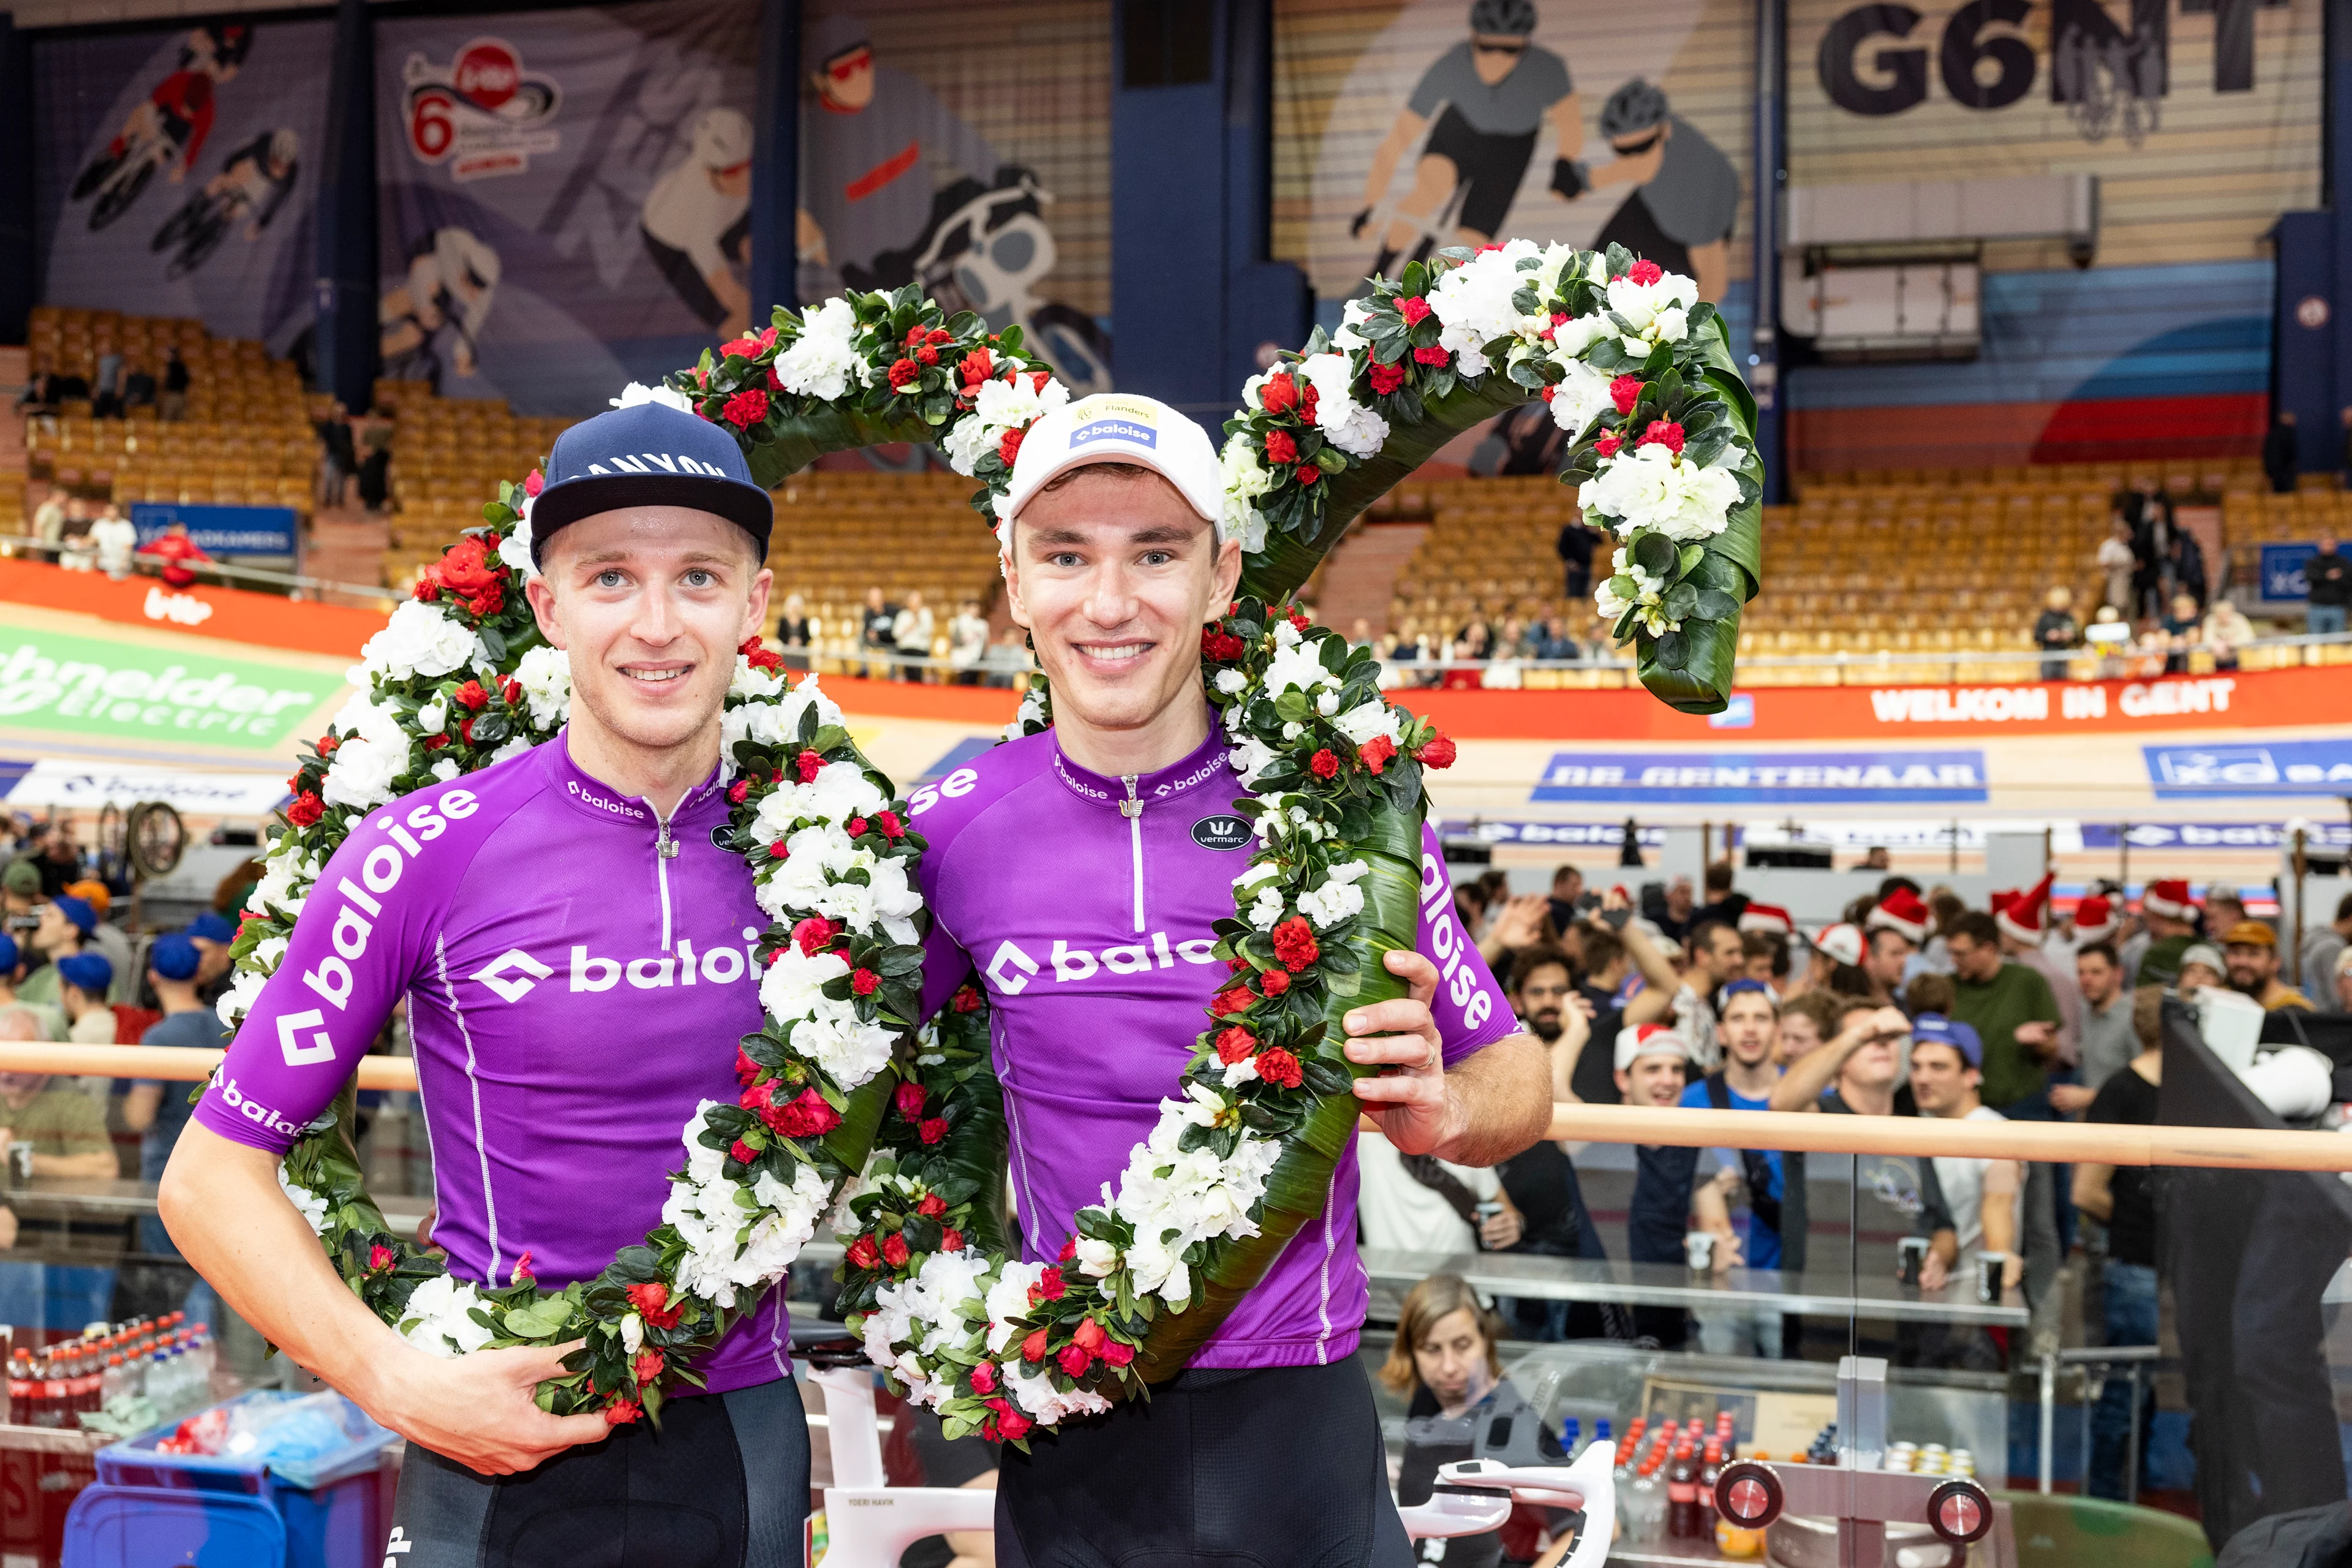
1615, 1052, 1687, 1106
1719, 990, 1777, 1069
524, 507, 770, 764
1006, 467, 1241, 748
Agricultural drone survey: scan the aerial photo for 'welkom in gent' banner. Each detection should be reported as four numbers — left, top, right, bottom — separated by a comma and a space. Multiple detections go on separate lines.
0, 627, 336, 751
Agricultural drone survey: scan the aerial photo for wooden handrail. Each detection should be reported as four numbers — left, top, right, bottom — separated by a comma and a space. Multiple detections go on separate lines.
11, 1043, 2343, 1172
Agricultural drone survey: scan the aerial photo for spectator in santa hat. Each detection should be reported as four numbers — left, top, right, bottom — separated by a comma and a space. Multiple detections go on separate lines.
1994, 875, 2083, 1067
1800, 922, 1874, 1001
2119, 878, 2200, 988
1615, 1021, 1702, 1348
2070, 892, 2119, 949
1866, 887, 1931, 1006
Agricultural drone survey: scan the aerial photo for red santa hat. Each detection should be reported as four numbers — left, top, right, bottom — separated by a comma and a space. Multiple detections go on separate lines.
1738, 903, 1793, 937
2141, 878, 2196, 921
1996, 873, 2054, 945
1811, 922, 1864, 968
2071, 894, 2117, 944
1615, 1021, 1695, 1072
1865, 887, 1931, 944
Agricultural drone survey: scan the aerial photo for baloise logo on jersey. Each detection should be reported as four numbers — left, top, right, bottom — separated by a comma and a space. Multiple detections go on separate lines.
401, 37, 561, 181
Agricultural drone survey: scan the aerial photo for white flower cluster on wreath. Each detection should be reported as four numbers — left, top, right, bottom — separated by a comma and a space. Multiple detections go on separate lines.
1594, 546, 1675, 638
661, 1099, 832, 1309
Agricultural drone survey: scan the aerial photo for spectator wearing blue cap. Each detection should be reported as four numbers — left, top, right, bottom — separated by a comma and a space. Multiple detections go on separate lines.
1684, 978, 1804, 1359
1907, 1013, 2022, 1306
184, 910, 238, 993
0, 933, 65, 1044
15, 894, 97, 1012
123, 933, 224, 1259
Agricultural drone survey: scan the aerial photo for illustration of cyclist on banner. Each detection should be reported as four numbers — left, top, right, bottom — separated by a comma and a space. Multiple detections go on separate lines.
1578, 78, 1739, 303
148, 127, 300, 280
69, 24, 253, 232
641, 107, 755, 338
379, 227, 503, 392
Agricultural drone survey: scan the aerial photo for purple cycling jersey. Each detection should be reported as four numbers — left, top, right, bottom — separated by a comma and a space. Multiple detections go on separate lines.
194, 734, 790, 1395
908, 719, 1517, 1369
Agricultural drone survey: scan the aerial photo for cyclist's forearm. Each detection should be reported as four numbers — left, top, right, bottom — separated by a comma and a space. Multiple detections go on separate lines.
1431, 1031, 1550, 1166
1362, 111, 1423, 205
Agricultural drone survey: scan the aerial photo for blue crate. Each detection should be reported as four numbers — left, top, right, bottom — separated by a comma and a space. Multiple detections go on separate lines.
62, 1392, 395, 1568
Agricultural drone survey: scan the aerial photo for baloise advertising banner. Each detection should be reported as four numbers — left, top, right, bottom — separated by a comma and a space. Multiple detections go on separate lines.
31, 19, 331, 353
373, 2, 756, 415
0, 627, 336, 753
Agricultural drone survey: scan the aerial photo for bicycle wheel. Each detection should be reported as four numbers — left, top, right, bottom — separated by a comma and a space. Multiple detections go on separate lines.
89, 154, 160, 232
151, 197, 202, 253
165, 214, 227, 280
71, 150, 123, 202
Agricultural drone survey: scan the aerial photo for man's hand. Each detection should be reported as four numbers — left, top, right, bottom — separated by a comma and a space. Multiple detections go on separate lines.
1478, 1204, 1523, 1250
1712, 1227, 1744, 1276
2049, 1083, 2095, 1115
2013, 1020, 2059, 1060
1486, 893, 1548, 952
371, 1341, 611, 1477
1348, 949, 1455, 1156
1866, 1006, 1912, 1041
1918, 1250, 1948, 1292
0, 1205, 17, 1250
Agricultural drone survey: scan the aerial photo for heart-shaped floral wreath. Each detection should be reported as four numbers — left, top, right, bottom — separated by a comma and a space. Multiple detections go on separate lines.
235, 241, 1758, 1441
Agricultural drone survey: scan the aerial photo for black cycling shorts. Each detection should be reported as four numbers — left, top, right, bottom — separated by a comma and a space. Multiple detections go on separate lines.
1422, 106, 1539, 240
993, 1360, 1413, 1568
385, 1377, 809, 1568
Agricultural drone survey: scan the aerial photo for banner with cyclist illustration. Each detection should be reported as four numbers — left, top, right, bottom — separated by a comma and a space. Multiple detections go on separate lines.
799, 1, 1114, 398
30, 20, 330, 356
1272, 0, 1752, 474
371, 2, 756, 417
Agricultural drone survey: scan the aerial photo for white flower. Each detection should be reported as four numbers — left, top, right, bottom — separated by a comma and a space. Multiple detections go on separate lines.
321, 735, 408, 810
971, 371, 1069, 434
619, 1312, 644, 1357
1653, 306, 1689, 344
248, 844, 318, 921
361, 600, 484, 682
1125, 1231, 1191, 1306
1247, 886, 1284, 930
1428, 241, 1547, 366
789, 1014, 898, 1088
1332, 698, 1402, 748
215, 967, 267, 1027
1605, 270, 1700, 334
1219, 434, 1275, 551
415, 698, 448, 736
1213, 668, 1246, 695
1330, 298, 1375, 352
1547, 358, 1615, 439
276, 1163, 328, 1234
1229, 735, 1280, 790
611, 380, 696, 414
497, 500, 536, 578
1262, 636, 1335, 697
770, 300, 869, 402
488, 736, 533, 767
758, 944, 851, 1023
1549, 313, 1611, 360
401, 1274, 498, 1357
513, 644, 571, 729
1074, 1235, 1120, 1278
1314, 690, 1340, 717
729, 654, 788, 703
1003, 1358, 1114, 1424
1297, 860, 1371, 929
984, 1260, 1047, 1354
1581, 443, 1742, 542
431, 758, 461, 783
1297, 352, 1389, 460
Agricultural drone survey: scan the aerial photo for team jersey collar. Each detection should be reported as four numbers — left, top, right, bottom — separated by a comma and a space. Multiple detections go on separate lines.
1049, 716, 1231, 810
543, 727, 728, 829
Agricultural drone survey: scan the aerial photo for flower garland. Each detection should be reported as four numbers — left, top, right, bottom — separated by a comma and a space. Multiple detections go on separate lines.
243, 244, 1756, 1433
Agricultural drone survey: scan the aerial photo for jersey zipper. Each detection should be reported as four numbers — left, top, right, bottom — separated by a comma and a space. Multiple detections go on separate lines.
652, 805, 679, 952
1120, 775, 1145, 933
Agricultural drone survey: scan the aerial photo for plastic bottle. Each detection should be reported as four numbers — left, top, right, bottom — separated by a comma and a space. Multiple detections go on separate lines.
1594, 1417, 1612, 1448
1668, 1441, 1701, 1538
1628, 1455, 1667, 1544
6, 1351, 29, 1425
1559, 1415, 1580, 1458
71, 1349, 102, 1417
99, 1352, 126, 1408
189, 1328, 216, 1401
1700, 1438, 1724, 1536
36, 1350, 66, 1428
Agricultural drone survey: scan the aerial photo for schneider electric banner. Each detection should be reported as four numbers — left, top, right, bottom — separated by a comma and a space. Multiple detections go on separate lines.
1534, 749, 1989, 804
373, 2, 756, 415
0, 629, 333, 751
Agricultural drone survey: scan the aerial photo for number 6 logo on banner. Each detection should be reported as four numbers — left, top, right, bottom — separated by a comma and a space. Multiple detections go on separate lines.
409, 88, 456, 164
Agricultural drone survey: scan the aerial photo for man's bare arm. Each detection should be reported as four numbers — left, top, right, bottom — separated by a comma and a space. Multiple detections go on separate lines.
1434, 1032, 1552, 1167
40, 1150, 118, 1178
2072, 1161, 2116, 1223
1348, 950, 1551, 1166
160, 1123, 607, 1475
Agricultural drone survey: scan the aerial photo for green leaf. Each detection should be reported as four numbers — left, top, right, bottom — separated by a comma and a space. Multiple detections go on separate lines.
1632, 532, 1676, 578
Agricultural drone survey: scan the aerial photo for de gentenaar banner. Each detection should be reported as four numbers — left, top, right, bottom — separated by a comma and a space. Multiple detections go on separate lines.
31, 19, 331, 355
1272, 0, 1752, 474
373, 2, 756, 416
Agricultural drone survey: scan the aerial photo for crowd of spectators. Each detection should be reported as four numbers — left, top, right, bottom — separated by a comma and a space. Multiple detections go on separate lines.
17, 347, 189, 423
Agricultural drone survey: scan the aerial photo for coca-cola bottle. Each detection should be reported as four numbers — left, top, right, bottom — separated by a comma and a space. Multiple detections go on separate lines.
6, 1351, 30, 1425
1700, 1438, 1724, 1536
1668, 1441, 1701, 1537
36, 1349, 66, 1428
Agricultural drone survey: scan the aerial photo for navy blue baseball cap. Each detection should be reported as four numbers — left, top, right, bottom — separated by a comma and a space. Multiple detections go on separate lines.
1910, 1013, 1982, 1069
55, 951, 111, 996
149, 933, 201, 982
185, 911, 236, 944
529, 400, 773, 567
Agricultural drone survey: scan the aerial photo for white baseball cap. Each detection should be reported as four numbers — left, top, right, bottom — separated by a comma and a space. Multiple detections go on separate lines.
1002, 393, 1226, 538
1615, 1022, 1695, 1072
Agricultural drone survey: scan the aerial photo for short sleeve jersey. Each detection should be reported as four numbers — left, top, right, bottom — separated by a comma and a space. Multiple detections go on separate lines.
906, 723, 1517, 1368
1405, 42, 1574, 137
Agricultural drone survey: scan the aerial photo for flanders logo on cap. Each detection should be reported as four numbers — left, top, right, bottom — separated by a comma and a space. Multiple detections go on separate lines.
1067, 394, 1160, 451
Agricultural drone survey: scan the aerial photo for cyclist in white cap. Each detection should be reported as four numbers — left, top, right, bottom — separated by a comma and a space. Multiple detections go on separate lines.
641, 105, 754, 335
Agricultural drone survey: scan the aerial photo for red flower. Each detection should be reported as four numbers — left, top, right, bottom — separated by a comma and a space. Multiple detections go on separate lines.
730, 1138, 757, 1163
1310, 748, 1340, 779
1200, 627, 1246, 662
502, 677, 523, 706
1417, 733, 1458, 770
916, 343, 940, 366
286, 791, 324, 827
523, 469, 544, 498
605, 1398, 643, 1427
882, 1232, 911, 1268
1261, 967, 1291, 998
728, 779, 750, 804
1022, 1327, 1050, 1362
1594, 433, 1623, 459
767, 840, 790, 859
412, 576, 436, 603
1639, 420, 1685, 456
918, 1117, 950, 1145
368, 1244, 395, 1273
1257, 1047, 1304, 1088
873, 809, 905, 840
1058, 1237, 1078, 1262
796, 749, 824, 783
739, 635, 785, 673
791, 916, 836, 956
846, 816, 867, 838
735, 1047, 761, 1088
997, 1407, 1033, 1440
1057, 1343, 1095, 1377
1262, 428, 1298, 465
1357, 734, 1399, 774
1297, 463, 1322, 485
1399, 296, 1432, 325
970, 1360, 998, 1393
422, 734, 450, 752
1102, 1340, 1136, 1368
1260, 371, 1298, 414
998, 426, 1025, 466
1609, 375, 1644, 415
918, 1192, 948, 1219
959, 347, 995, 388
895, 1080, 927, 1121
421, 534, 508, 619
1030, 1268, 1067, 1303
723, 389, 769, 429
314, 734, 338, 756
1412, 345, 1450, 366
888, 357, 921, 391
851, 967, 880, 996
1625, 259, 1664, 286
1216, 1026, 1257, 1065
1367, 360, 1406, 395
454, 679, 490, 712
720, 334, 764, 361
633, 1349, 664, 1385
1271, 917, 1319, 972
627, 1281, 681, 1329
846, 1235, 881, 1271
1212, 984, 1256, 1016
1071, 1317, 1106, 1352
765, 1087, 842, 1139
